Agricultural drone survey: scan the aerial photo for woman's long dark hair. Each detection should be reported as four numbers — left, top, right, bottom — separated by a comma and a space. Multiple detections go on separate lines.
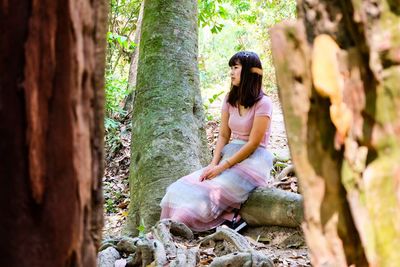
228, 51, 263, 108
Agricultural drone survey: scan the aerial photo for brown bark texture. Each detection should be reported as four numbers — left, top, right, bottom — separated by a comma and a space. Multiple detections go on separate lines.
0, 1, 107, 266
270, 1, 400, 266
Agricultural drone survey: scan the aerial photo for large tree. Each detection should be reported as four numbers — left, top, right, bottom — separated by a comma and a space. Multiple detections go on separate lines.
271, 0, 400, 266
127, 0, 210, 233
0, 1, 107, 266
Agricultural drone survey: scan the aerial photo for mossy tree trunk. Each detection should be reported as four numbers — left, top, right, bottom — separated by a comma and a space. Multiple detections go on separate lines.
127, 0, 210, 234
0, 1, 107, 266
271, 0, 400, 266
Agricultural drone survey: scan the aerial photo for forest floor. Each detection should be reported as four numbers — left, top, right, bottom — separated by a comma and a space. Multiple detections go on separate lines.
102, 91, 311, 266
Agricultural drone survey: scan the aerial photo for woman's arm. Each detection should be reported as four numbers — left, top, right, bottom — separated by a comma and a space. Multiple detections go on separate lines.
211, 111, 231, 165
199, 111, 231, 181
224, 116, 270, 166
201, 115, 270, 180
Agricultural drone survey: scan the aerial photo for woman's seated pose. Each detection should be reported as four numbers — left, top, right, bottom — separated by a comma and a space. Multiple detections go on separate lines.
160, 51, 273, 232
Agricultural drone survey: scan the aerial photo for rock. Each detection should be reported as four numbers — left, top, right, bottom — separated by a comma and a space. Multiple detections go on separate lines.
97, 247, 121, 267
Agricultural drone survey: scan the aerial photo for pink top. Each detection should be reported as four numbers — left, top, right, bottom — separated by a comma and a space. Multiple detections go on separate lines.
221, 95, 273, 148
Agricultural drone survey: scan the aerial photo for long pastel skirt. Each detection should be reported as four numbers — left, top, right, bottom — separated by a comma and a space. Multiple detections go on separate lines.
160, 142, 274, 232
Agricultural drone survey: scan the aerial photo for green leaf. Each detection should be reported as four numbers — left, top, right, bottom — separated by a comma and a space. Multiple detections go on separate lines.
129, 42, 137, 50
137, 224, 145, 233
137, 218, 146, 238
236, 1, 250, 12
218, 6, 228, 19
116, 35, 127, 46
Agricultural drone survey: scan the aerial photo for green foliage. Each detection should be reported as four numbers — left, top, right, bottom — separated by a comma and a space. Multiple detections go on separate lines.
107, 31, 136, 53
105, 117, 120, 132
231, 0, 250, 12
271, 160, 289, 177
198, 0, 227, 33
104, 184, 125, 214
105, 0, 140, 153
107, 0, 141, 75
104, 0, 297, 147
105, 74, 129, 116
199, 0, 297, 115
203, 91, 225, 121
105, 197, 117, 213
104, 117, 123, 149
136, 219, 146, 238
198, 0, 256, 33
104, 74, 130, 155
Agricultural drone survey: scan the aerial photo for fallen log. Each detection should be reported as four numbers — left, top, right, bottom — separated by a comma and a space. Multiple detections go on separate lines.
241, 188, 303, 228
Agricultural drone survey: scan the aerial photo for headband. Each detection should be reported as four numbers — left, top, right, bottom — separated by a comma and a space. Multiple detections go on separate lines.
250, 67, 263, 76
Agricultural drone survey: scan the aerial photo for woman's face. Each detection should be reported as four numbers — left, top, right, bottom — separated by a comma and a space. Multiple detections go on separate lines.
230, 63, 242, 86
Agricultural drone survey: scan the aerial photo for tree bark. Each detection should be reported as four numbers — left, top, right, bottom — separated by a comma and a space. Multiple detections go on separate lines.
271, 1, 400, 266
127, 0, 210, 234
0, 1, 107, 266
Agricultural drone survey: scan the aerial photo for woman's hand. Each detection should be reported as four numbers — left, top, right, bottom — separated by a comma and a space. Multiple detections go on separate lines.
199, 163, 216, 181
199, 162, 228, 181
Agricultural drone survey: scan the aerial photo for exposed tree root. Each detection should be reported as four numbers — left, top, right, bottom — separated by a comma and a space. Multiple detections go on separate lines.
152, 239, 167, 266
200, 227, 273, 267
130, 238, 155, 266
152, 218, 194, 255
98, 220, 273, 266
209, 252, 273, 267
200, 227, 252, 252
275, 164, 295, 181
116, 236, 139, 255
169, 247, 199, 266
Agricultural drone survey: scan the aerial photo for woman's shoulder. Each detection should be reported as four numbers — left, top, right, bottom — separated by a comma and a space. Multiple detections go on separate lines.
254, 94, 273, 116
256, 94, 272, 107
222, 93, 230, 107
221, 93, 234, 112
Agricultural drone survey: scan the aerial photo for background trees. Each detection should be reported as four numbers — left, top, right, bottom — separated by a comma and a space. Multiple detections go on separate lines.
0, 0, 107, 266
104, 0, 297, 124
271, 0, 400, 266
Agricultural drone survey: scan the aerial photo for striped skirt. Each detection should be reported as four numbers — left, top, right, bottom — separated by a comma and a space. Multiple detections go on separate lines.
160, 141, 274, 232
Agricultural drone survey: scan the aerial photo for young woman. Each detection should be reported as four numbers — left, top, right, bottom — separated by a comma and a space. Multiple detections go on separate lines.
160, 51, 273, 232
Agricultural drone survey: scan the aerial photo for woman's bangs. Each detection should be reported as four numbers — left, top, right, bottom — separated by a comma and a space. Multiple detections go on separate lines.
228, 57, 241, 67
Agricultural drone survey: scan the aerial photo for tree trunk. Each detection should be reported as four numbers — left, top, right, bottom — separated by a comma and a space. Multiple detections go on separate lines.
0, 1, 107, 266
123, 0, 145, 112
271, 0, 400, 266
127, 0, 210, 234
